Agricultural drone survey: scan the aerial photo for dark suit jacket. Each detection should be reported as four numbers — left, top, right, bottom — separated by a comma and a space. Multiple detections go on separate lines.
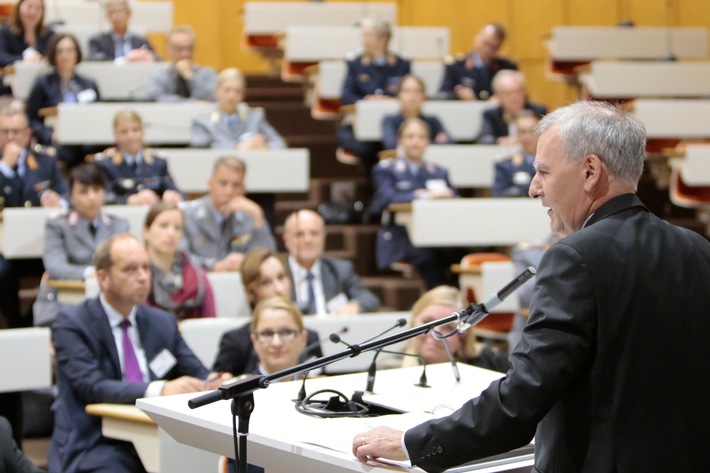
0, 148, 69, 208
87, 32, 157, 61
0, 24, 54, 67
438, 54, 517, 101
0, 416, 42, 473
212, 322, 322, 376
93, 150, 180, 204
405, 194, 710, 473
287, 257, 380, 313
26, 71, 100, 144
48, 298, 208, 473
340, 53, 411, 105
477, 102, 547, 144
381, 114, 453, 150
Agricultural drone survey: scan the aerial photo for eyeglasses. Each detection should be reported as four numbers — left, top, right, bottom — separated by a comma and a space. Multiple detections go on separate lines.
0, 128, 25, 136
254, 328, 300, 342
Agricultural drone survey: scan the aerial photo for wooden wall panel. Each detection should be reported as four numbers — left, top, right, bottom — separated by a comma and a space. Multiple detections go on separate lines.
509, 0, 564, 60
621, 0, 673, 26
564, 0, 621, 25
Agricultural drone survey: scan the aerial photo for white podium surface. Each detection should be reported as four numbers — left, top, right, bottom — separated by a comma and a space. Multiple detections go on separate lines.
138, 363, 533, 473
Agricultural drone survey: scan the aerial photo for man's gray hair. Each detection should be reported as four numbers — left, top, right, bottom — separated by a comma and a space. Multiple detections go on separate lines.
536, 101, 646, 185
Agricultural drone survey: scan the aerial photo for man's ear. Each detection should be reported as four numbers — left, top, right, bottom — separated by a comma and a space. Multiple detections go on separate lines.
582, 154, 604, 191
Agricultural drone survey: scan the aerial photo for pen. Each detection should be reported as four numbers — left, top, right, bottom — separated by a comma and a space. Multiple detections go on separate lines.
203, 371, 224, 386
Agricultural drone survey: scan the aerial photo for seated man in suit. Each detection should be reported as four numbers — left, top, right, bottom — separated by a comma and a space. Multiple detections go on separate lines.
88, 0, 158, 63
0, 105, 68, 329
369, 118, 457, 289
94, 110, 183, 205
145, 25, 217, 102
337, 18, 411, 171
48, 234, 227, 473
0, 416, 42, 473
283, 209, 380, 315
181, 156, 276, 272
191, 67, 286, 150
491, 111, 540, 197
477, 70, 547, 145
438, 23, 517, 101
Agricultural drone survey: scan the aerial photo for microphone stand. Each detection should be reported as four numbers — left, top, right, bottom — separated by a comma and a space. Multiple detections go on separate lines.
189, 266, 536, 473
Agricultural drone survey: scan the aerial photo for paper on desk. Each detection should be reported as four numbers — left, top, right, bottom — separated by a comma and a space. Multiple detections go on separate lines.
298, 412, 435, 457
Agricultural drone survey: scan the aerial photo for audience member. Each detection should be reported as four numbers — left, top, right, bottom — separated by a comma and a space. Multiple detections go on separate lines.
143, 202, 216, 320
353, 101, 710, 473
88, 0, 158, 63
181, 156, 276, 271
34, 163, 129, 326
0, 105, 67, 330
381, 74, 452, 150
0, 0, 53, 67
191, 68, 286, 150
478, 70, 546, 145
25, 32, 100, 168
145, 24, 217, 102
212, 248, 321, 377
400, 286, 508, 372
370, 118, 457, 289
0, 416, 43, 473
48, 234, 227, 473
283, 209, 380, 315
94, 110, 183, 205
337, 18, 411, 170
438, 23, 516, 101
491, 111, 540, 197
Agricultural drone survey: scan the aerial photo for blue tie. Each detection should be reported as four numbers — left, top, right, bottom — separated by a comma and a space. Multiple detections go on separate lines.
306, 272, 317, 315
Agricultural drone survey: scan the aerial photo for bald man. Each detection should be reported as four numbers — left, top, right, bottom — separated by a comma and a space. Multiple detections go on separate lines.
283, 210, 380, 316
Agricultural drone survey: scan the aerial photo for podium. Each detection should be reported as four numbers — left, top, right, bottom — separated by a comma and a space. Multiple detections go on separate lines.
138, 363, 534, 472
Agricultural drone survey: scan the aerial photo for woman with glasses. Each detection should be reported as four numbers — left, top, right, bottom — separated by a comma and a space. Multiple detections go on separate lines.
250, 296, 308, 376
212, 248, 322, 376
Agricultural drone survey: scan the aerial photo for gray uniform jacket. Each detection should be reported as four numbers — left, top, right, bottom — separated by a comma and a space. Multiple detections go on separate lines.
190, 108, 286, 149
145, 63, 217, 102
180, 195, 276, 269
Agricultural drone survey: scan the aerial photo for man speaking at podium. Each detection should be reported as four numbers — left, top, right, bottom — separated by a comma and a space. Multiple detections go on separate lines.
353, 102, 710, 472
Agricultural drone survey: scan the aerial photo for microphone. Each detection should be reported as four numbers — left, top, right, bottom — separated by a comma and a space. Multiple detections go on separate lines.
366, 349, 428, 393
457, 266, 537, 332
440, 335, 460, 382
329, 317, 407, 355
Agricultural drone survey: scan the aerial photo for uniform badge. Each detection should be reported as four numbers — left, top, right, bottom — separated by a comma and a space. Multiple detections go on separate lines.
27, 155, 38, 170
357, 73, 371, 82
230, 232, 252, 248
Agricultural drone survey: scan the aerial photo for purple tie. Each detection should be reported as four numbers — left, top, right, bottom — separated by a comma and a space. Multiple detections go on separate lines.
120, 319, 144, 383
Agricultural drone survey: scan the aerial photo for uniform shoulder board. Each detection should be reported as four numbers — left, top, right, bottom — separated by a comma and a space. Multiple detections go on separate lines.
345, 50, 360, 61
145, 149, 168, 160
92, 149, 116, 162
33, 143, 57, 157
379, 157, 396, 167
47, 208, 69, 220
443, 55, 456, 65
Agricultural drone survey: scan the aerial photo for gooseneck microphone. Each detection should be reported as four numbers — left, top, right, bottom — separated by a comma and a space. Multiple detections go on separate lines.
366, 349, 428, 393
328, 317, 408, 356
457, 266, 537, 333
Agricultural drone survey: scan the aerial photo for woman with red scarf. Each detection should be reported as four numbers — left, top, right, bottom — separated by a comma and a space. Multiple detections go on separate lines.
143, 202, 216, 319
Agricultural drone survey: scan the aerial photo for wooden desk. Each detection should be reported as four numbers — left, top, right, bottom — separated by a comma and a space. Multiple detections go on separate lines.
353, 100, 494, 142
47, 279, 88, 305
86, 403, 219, 473
579, 60, 710, 99
152, 148, 310, 194
55, 103, 213, 145
0, 205, 149, 259
45, 1, 173, 31
389, 198, 550, 247
546, 26, 709, 77
138, 364, 534, 473
632, 99, 710, 140
10, 62, 163, 101
243, 2, 397, 51
0, 327, 52, 392
283, 26, 449, 81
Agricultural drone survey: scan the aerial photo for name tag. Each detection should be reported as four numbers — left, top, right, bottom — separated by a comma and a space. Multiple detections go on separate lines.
425, 179, 447, 192
513, 171, 533, 185
395, 181, 412, 190
149, 348, 177, 379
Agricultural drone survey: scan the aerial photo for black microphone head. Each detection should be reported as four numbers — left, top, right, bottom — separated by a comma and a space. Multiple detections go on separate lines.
396, 318, 407, 327
329, 333, 341, 344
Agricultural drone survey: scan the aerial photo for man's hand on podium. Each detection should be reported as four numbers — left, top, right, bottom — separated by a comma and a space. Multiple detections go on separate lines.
353, 426, 407, 464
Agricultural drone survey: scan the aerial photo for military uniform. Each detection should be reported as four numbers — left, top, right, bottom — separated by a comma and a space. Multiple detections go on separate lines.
491, 152, 536, 197
0, 145, 68, 209
437, 53, 517, 101
478, 102, 547, 144
190, 107, 286, 149
93, 149, 182, 204
370, 157, 459, 288
180, 195, 277, 270
340, 51, 411, 106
